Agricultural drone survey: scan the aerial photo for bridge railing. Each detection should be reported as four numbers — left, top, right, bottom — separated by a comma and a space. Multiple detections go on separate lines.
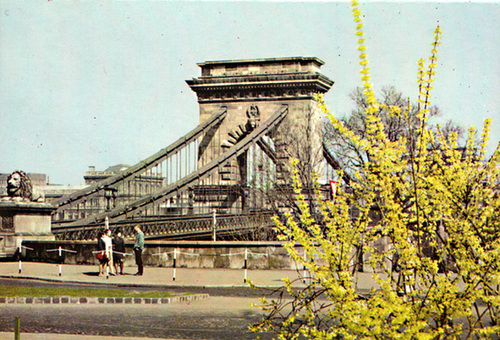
52, 212, 275, 241
52, 107, 228, 225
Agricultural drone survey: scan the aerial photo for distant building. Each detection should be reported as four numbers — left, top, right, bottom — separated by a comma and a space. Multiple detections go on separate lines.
84, 164, 130, 185
52, 165, 164, 223
84, 164, 163, 202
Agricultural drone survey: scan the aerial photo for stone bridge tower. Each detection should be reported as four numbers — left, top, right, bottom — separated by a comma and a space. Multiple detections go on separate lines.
186, 57, 333, 210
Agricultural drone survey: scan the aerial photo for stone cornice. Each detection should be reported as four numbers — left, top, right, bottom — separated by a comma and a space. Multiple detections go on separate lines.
190, 81, 331, 91
194, 96, 321, 104
186, 72, 333, 88
0, 202, 56, 214
187, 72, 333, 103
196, 56, 325, 67
187, 56, 334, 104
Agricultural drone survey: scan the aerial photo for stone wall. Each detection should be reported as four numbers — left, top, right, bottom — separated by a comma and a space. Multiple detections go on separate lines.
20, 240, 307, 270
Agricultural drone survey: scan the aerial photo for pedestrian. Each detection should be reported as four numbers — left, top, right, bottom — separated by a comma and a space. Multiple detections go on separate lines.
133, 225, 144, 276
103, 229, 116, 275
96, 230, 108, 276
113, 228, 126, 275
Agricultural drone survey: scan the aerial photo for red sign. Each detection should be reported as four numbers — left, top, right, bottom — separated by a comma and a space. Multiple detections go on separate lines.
329, 180, 339, 198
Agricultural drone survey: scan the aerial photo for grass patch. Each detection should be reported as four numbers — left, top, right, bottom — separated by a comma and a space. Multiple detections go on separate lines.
0, 286, 182, 298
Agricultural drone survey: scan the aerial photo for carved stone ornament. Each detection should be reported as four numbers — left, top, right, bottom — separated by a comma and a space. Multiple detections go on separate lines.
2, 170, 45, 202
222, 105, 261, 149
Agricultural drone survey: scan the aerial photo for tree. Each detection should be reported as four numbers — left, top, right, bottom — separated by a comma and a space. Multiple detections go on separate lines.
247, 104, 328, 227
251, 2, 500, 338
323, 86, 465, 185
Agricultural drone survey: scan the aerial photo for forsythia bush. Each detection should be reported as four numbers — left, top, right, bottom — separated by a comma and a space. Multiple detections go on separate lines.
251, 1, 500, 339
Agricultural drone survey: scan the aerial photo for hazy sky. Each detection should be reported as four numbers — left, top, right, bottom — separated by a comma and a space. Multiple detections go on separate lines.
1, 1, 498, 185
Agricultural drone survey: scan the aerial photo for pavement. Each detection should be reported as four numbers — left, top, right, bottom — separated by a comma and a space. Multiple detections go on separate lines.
0, 261, 377, 291
0, 261, 305, 289
0, 333, 168, 340
0, 261, 378, 340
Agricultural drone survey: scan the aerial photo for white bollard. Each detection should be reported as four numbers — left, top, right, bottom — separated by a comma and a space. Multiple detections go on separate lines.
212, 209, 217, 241
173, 248, 177, 281
244, 248, 248, 283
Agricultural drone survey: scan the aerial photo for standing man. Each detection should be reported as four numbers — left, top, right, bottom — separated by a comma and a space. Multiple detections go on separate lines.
133, 225, 144, 276
113, 228, 125, 275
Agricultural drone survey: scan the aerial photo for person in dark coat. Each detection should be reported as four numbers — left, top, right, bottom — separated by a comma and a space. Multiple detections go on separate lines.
113, 228, 126, 275
133, 225, 144, 276
96, 230, 108, 275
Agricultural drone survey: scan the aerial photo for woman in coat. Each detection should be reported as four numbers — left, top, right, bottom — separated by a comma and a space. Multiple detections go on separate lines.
97, 230, 108, 275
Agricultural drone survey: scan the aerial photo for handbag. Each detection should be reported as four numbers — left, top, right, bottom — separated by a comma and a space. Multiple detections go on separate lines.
96, 252, 106, 260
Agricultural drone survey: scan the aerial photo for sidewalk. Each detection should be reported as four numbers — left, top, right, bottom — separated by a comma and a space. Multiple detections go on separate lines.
0, 333, 176, 340
0, 261, 377, 292
0, 262, 378, 340
0, 261, 302, 288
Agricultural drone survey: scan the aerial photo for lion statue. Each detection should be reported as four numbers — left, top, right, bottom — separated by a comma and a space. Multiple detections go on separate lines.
4, 170, 45, 202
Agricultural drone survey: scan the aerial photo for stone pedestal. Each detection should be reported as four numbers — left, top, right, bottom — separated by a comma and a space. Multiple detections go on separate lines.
0, 201, 55, 258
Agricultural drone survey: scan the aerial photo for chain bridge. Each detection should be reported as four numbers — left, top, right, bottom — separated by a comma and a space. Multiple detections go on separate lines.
51, 57, 336, 241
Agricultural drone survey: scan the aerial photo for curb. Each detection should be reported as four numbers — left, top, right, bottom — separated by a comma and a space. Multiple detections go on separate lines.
0, 275, 260, 289
0, 294, 209, 305
0, 274, 254, 289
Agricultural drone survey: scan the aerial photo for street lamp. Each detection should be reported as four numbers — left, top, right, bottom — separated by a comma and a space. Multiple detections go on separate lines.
104, 187, 118, 211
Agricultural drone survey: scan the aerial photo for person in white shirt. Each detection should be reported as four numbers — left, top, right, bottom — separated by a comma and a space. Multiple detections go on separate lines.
103, 229, 116, 275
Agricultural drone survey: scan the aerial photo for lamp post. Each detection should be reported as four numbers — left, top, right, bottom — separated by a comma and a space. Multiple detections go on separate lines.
104, 187, 118, 211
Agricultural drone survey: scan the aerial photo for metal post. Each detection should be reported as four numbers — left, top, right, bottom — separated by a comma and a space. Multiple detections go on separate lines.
58, 246, 63, 276
212, 209, 217, 241
18, 246, 22, 274
173, 248, 177, 281
303, 250, 307, 284
244, 248, 248, 283
14, 316, 20, 340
